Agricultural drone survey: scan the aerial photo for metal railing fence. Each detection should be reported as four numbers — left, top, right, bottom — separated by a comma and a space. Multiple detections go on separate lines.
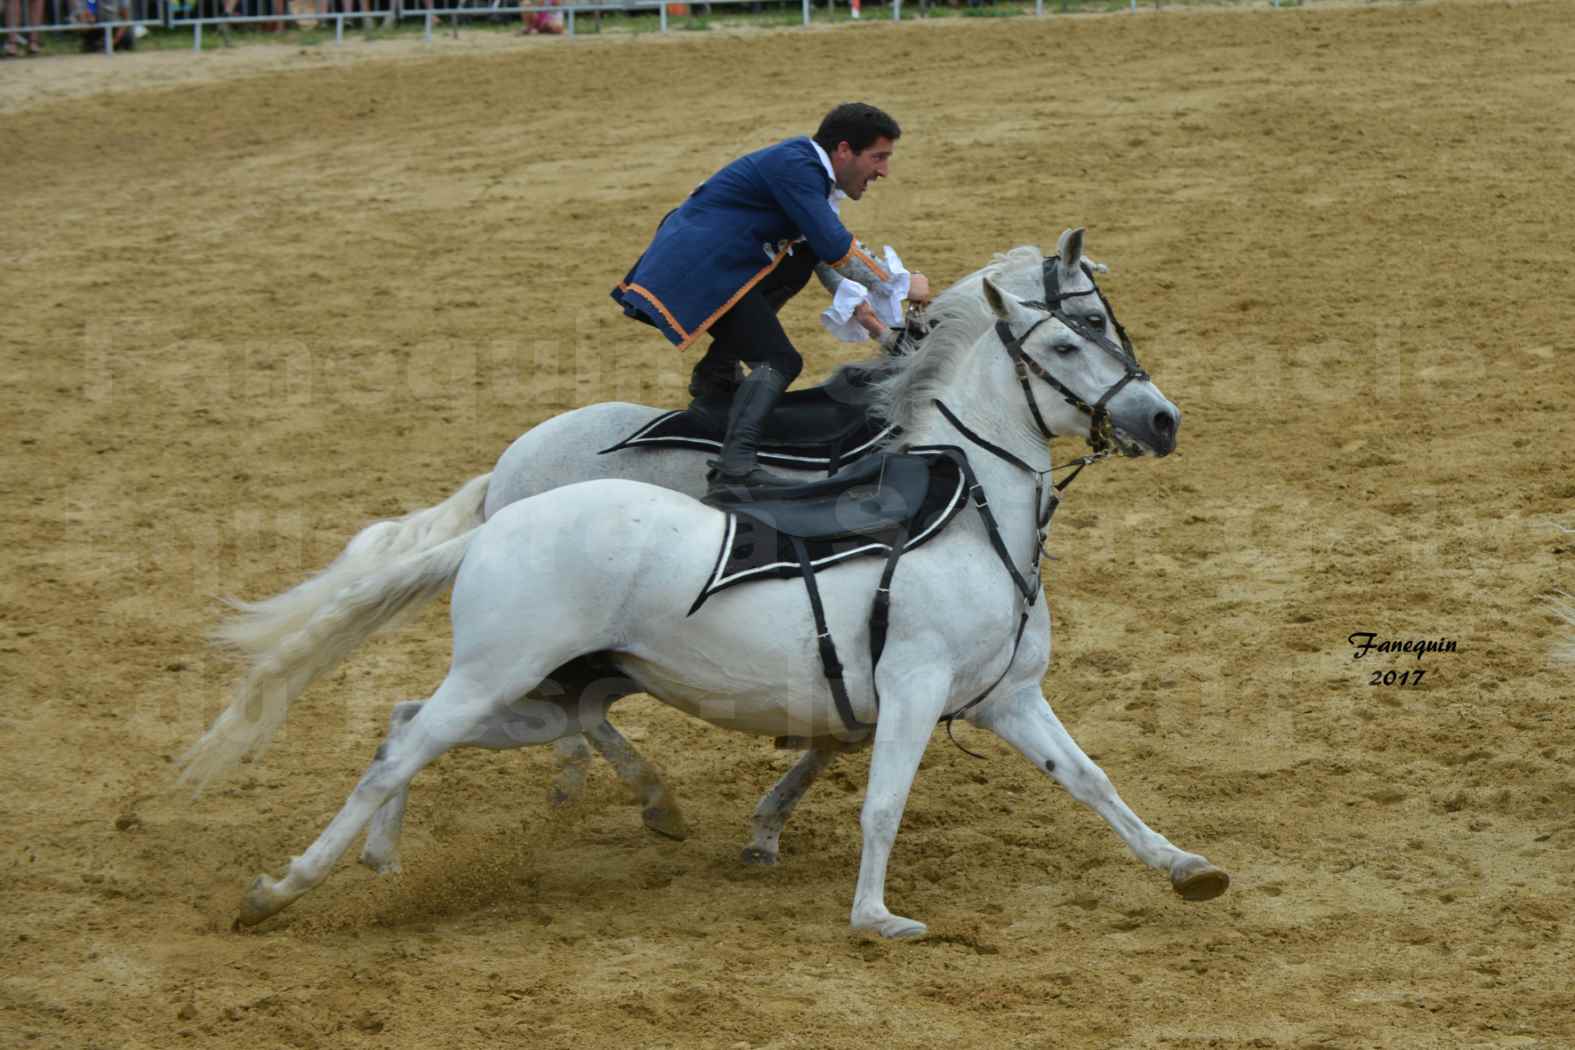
3, 0, 1264, 56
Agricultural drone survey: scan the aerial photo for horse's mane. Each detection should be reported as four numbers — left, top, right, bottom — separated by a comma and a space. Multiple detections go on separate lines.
839, 245, 1047, 433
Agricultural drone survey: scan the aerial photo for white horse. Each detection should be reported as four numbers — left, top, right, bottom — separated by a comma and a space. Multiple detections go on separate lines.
203, 248, 1229, 938
191, 237, 1077, 858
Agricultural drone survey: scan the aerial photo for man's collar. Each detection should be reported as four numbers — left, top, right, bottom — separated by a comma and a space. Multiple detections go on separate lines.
809, 139, 848, 204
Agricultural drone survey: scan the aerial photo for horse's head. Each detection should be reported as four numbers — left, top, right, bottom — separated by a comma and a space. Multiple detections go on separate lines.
981, 228, 1179, 457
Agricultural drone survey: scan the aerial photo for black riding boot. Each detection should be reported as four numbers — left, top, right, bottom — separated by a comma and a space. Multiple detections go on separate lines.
705, 365, 795, 502
687, 354, 743, 408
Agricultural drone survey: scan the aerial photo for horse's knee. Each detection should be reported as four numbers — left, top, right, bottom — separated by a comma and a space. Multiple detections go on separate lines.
860, 802, 902, 843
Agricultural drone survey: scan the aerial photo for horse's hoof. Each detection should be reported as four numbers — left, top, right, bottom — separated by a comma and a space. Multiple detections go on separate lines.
358, 850, 401, 876
1170, 858, 1230, 902
740, 846, 777, 866
548, 786, 576, 807
642, 805, 689, 841
882, 917, 928, 939
548, 774, 588, 808
852, 909, 928, 939
236, 874, 287, 927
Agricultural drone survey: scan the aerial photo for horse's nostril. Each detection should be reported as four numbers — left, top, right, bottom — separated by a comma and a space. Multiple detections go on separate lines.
1153, 410, 1176, 435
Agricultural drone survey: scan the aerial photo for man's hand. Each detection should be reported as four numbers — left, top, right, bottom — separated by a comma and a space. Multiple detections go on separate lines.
853, 303, 886, 340
907, 272, 931, 303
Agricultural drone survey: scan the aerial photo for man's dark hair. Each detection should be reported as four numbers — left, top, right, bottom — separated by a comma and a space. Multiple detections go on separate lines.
813, 103, 902, 155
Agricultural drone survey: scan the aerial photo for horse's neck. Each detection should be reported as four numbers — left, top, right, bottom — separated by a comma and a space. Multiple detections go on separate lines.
903, 345, 1051, 567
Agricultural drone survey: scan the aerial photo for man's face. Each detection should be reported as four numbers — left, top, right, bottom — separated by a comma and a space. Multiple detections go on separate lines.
831, 136, 895, 201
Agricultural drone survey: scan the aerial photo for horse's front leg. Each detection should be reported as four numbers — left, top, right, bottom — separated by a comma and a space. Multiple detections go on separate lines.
849, 672, 950, 939
969, 684, 1229, 901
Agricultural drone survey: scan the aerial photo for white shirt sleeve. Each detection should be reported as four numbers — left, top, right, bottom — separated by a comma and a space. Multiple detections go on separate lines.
818, 246, 912, 343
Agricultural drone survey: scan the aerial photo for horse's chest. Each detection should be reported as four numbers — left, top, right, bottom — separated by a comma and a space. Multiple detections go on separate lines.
891, 551, 1043, 684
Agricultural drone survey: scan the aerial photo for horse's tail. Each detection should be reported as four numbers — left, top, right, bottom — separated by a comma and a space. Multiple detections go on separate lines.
182, 480, 491, 795
211, 473, 491, 660
181, 528, 478, 794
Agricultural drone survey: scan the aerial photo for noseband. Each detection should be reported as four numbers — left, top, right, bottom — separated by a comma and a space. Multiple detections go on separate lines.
995, 258, 1149, 454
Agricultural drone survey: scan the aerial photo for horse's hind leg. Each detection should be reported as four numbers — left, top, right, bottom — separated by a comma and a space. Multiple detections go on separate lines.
360, 700, 423, 874
240, 678, 579, 926
360, 705, 628, 873
970, 684, 1229, 902
741, 744, 844, 865
548, 734, 594, 807
357, 699, 585, 874
582, 719, 688, 841
543, 656, 688, 840
360, 657, 685, 869
360, 713, 682, 868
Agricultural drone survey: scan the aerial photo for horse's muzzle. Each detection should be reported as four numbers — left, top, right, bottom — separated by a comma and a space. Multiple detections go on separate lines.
1114, 404, 1180, 458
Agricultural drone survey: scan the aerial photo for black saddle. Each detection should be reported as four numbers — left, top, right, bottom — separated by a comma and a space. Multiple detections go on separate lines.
688, 447, 970, 614
600, 371, 897, 473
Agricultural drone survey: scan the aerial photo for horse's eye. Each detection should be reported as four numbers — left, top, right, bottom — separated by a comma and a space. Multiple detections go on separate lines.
1084, 314, 1105, 329
1053, 341, 1079, 356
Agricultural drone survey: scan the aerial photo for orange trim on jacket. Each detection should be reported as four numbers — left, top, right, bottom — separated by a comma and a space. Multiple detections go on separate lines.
827, 236, 892, 284
617, 282, 690, 343
675, 243, 795, 352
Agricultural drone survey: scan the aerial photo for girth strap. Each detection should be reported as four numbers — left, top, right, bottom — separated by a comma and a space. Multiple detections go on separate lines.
791, 535, 874, 732
867, 523, 909, 711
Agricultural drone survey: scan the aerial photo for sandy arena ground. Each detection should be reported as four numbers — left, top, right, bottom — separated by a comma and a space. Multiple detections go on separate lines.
2, 1, 1573, 1046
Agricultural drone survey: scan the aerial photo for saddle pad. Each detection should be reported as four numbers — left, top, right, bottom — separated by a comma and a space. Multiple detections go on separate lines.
599, 384, 897, 472
688, 448, 970, 613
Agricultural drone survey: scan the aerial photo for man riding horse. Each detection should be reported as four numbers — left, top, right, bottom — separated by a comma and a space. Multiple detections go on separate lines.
611, 102, 930, 501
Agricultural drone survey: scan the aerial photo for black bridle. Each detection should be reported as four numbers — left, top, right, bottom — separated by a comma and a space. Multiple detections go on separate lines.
995, 258, 1149, 455
912, 258, 1150, 753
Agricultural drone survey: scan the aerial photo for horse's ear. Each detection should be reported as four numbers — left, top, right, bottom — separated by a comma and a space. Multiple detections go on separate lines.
976, 275, 1039, 329
1056, 227, 1086, 274
983, 276, 1012, 320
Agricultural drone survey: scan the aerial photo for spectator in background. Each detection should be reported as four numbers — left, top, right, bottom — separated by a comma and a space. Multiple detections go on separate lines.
69, 0, 137, 50
4, 0, 45, 55
520, 0, 562, 35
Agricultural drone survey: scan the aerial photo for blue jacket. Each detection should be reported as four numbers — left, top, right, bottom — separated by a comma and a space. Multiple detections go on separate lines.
611, 137, 886, 351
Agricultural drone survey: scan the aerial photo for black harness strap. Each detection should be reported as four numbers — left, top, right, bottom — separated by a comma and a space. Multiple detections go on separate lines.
942, 608, 1033, 757
791, 535, 874, 732
929, 395, 1108, 750
866, 522, 909, 712
962, 467, 1042, 604
824, 431, 846, 478
933, 398, 1040, 476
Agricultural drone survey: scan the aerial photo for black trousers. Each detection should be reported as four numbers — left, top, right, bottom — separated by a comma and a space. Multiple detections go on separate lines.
693, 245, 819, 385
